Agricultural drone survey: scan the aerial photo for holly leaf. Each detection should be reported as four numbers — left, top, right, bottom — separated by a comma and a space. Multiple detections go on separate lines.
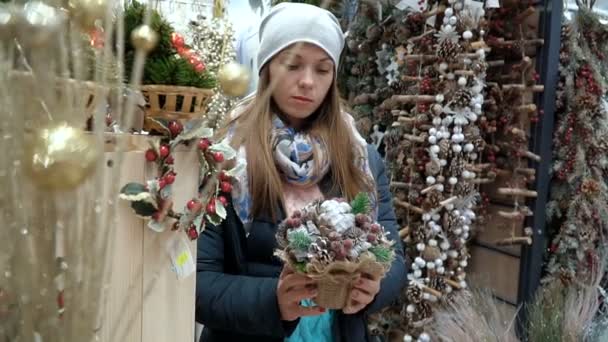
193, 213, 205, 232
120, 182, 148, 197
119, 183, 159, 215
206, 213, 222, 226
171, 123, 213, 148
209, 142, 237, 160
215, 201, 227, 220
224, 159, 245, 178
199, 155, 210, 186
160, 184, 173, 199
147, 219, 166, 232
130, 200, 158, 217
144, 117, 171, 136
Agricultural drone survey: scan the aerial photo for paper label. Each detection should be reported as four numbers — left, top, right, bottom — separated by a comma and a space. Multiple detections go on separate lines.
486, 0, 500, 8
465, 0, 485, 10
167, 233, 195, 280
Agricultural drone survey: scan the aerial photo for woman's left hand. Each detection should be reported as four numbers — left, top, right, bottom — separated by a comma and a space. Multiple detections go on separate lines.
342, 274, 381, 314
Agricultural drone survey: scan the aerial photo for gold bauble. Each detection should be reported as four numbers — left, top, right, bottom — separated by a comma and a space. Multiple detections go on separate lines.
130, 25, 159, 53
67, 0, 106, 30
24, 122, 101, 191
217, 62, 251, 97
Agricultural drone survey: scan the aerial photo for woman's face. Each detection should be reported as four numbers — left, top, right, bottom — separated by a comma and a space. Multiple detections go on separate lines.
268, 43, 335, 128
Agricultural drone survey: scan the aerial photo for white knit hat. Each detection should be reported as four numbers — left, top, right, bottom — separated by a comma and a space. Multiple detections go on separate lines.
257, 3, 345, 74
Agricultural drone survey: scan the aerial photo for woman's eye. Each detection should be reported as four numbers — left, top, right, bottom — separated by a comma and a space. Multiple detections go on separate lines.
286, 64, 299, 70
317, 69, 330, 74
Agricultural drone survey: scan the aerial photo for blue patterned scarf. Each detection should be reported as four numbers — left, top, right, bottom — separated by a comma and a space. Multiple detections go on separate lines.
226, 109, 377, 232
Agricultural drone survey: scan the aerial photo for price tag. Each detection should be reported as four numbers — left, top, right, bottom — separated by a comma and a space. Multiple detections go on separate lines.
486, 0, 500, 8
167, 233, 195, 280
465, 0, 484, 10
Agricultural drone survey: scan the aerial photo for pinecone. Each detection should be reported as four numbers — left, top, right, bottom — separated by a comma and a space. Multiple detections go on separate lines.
422, 246, 441, 261
406, 285, 423, 304
454, 181, 475, 197
438, 41, 462, 62
451, 89, 473, 109
449, 157, 465, 177
427, 191, 442, 209
438, 139, 451, 158
428, 276, 448, 293
443, 213, 456, 234
411, 225, 427, 243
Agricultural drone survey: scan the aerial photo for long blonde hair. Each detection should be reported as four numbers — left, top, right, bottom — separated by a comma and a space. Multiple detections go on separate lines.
219, 66, 372, 220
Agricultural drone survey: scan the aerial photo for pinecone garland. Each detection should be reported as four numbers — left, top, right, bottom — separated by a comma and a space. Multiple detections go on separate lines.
449, 156, 466, 177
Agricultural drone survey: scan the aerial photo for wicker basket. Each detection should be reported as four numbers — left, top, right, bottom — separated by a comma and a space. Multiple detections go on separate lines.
140, 85, 214, 131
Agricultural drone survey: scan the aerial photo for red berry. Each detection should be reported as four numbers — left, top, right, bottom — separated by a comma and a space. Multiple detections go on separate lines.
198, 138, 211, 151
168, 121, 183, 137
145, 149, 158, 162
159, 145, 170, 158
343, 239, 353, 249
370, 223, 381, 234
218, 171, 230, 181
158, 178, 167, 189
165, 155, 174, 165
152, 211, 161, 221
213, 152, 224, 162
187, 199, 201, 212
218, 196, 228, 206
292, 218, 302, 227
220, 181, 232, 193
187, 226, 199, 240
206, 202, 216, 215
367, 234, 377, 243
164, 172, 176, 185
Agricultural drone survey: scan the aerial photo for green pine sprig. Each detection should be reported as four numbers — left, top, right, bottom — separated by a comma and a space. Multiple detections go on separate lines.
350, 192, 370, 215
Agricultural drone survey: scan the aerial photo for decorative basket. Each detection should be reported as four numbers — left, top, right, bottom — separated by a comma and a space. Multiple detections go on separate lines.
140, 85, 214, 131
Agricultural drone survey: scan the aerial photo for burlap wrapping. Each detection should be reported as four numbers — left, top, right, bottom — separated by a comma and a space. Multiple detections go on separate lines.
277, 251, 394, 310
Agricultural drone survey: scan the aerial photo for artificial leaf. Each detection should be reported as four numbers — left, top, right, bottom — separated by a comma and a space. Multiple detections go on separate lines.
144, 117, 171, 136
225, 158, 245, 177
209, 142, 237, 160
206, 213, 222, 226
171, 123, 213, 148
147, 218, 166, 232
294, 262, 307, 274
215, 201, 227, 220
119, 182, 148, 197
160, 184, 173, 199
130, 200, 158, 217
199, 154, 210, 185
369, 246, 393, 263
192, 213, 205, 233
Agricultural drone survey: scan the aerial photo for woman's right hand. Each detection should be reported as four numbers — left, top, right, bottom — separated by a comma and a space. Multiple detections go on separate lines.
277, 266, 325, 321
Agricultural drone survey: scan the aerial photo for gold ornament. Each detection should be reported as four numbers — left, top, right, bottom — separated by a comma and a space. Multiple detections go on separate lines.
217, 62, 250, 97
67, 0, 106, 30
24, 122, 101, 190
130, 24, 159, 53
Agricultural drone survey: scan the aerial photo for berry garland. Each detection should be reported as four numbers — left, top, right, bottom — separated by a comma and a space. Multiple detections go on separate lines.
120, 120, 242, 240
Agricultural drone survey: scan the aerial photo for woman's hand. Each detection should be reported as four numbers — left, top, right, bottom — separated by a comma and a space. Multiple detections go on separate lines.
277, 266, 325, 321
343, 274, 381, 314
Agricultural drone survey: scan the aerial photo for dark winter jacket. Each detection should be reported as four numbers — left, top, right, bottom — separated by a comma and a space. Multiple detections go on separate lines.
195, 145, 407, 342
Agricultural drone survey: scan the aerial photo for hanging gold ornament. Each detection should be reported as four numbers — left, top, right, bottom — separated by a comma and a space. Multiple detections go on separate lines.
18, 1, 67, 47
131, 24, 159, 53
24, 122, 101, 190
217, 62, 250, 97
67, 0, 106, 30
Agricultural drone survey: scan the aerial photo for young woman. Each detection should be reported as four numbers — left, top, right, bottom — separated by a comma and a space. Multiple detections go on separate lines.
195, 3, 407, 341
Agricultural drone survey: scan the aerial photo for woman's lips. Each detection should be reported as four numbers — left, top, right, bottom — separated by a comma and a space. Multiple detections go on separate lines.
291, 96, 313, 103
